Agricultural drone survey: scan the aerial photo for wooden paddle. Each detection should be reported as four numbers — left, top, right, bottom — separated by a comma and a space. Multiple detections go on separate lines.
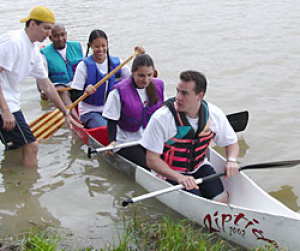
122, 159, 300, 207
57, 86, 73, 92
56, 70, 159, 93
30, 51, 140, 142
87, 110, 249, 157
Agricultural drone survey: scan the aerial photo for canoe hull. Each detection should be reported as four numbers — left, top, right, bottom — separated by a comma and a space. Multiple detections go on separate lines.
72, 122, 300, 250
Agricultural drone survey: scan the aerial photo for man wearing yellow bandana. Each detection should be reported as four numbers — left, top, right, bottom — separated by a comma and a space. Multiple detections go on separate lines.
0, 6, 79, 167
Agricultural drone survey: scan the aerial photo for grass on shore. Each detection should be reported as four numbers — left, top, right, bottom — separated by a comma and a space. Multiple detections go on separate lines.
0, 212, 283, 251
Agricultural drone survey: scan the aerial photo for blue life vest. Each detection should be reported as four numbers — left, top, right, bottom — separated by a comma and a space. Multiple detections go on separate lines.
161, 98, 215, 173
115, 77, 164, 132
83, 55, 121, 106
41, 41, 83, 84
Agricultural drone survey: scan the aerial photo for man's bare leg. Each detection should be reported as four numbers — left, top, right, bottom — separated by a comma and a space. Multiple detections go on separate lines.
22, 142, 38, 167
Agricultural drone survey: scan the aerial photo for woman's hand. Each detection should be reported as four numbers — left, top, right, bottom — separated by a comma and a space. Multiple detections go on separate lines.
84, 84, 96, 95
107, 141, 116, 156
134, 46, 145, 54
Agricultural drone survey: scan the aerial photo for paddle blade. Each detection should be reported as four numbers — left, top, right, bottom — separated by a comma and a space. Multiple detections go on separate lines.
29, 109, 65, 142
240, 160, 300, 171
227, 111, 249, 132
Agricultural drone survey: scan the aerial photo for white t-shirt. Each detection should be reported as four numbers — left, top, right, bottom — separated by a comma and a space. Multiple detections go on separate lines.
71, 58, 131, 116
102, 88, 147, 148
0, 30, 47, 113
140, 101, 237, 155
41, 43, 85, 86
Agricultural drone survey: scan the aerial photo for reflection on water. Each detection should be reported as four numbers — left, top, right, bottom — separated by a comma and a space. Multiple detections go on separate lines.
0, 154, 60, 237
213, 136, 249, 159
269, 185, 300, 213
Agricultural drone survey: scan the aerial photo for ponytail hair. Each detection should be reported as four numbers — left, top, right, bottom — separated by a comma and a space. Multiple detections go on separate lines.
85, 29, 109, 59
132, 54, 158, 106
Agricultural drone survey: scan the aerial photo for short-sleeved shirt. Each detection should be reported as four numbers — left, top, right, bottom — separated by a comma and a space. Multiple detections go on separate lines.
0, 30, 47, 113
140, 102, 238, 155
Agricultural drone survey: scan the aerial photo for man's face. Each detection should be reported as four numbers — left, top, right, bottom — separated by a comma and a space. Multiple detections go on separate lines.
175, 80, 203, 115
31, 21, 53, 42
50, 27, 67, 49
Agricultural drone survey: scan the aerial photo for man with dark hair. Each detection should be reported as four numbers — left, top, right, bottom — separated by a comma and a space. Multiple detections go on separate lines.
37, 23, 84, 105
141, 70, 240, 203
0, 6, 77, 167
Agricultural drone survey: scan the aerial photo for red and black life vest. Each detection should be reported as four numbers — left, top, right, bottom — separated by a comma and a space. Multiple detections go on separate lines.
161, 98, 215, 173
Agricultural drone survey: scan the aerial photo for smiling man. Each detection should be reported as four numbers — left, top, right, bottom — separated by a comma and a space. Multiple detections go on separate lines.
141, 70, 240, 203
37, 23, 84, 105
0, 6, 77, 167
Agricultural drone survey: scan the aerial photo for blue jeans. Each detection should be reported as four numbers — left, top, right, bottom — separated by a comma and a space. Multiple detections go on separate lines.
80, 112, 107, 129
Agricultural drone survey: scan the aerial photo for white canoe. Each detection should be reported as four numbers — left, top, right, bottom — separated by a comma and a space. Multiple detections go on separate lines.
73, 123, 300, 250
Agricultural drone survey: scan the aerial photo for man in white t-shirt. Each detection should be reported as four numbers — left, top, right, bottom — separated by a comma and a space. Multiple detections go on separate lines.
140, 70, 240, 203
0, 6, 77, 167
37, 23, 84, 105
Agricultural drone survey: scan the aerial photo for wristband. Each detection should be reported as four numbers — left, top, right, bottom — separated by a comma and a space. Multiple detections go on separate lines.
227, 157, 237, 162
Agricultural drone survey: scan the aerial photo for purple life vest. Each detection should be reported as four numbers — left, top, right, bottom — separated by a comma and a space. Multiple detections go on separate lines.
115, 77, 164, 132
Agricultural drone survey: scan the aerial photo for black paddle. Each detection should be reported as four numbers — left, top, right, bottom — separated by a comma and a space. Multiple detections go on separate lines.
87, 110, 249, 158
122, 159, 300, 207
227, 110, 248, 133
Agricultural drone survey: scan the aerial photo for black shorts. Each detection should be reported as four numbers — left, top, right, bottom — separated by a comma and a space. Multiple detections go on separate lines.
0, 110, 36, 150
167, 164, 224, 199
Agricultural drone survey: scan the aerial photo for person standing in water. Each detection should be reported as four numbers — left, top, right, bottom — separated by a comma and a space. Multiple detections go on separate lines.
0, 6, 77, 167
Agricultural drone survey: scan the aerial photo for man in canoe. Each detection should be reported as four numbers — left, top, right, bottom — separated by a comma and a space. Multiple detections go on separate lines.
37, 23, 84, 105
0, 6, 77, 167
140, 70, 240, 203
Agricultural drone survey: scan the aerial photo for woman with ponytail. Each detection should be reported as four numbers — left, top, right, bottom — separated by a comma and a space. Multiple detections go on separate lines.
71, 29, 134, 128
102, 54, 165, 169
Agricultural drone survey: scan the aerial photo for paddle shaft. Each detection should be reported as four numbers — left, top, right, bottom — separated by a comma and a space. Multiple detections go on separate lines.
30, 51, 139, 141
57, 69, 158, 93
88, 110, 248, 157
88, 140, 140, 158
68, 51, 139, 110
122, 159, 300, 207
57, 86, 73, 92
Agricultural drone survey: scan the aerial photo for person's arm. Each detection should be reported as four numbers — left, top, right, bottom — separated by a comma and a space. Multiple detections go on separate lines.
36, 54, 49, 100
106, 119, 117, 155
102, 89, 121, 155
224, 142, 240, 178
36, 78, 81, 128
71, 61, 86, 91
209, 102, 240, 178
0, 67, 15, 130
71, 89, 84, 101
107, 119, 117, 142
147, 150, 199, 191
